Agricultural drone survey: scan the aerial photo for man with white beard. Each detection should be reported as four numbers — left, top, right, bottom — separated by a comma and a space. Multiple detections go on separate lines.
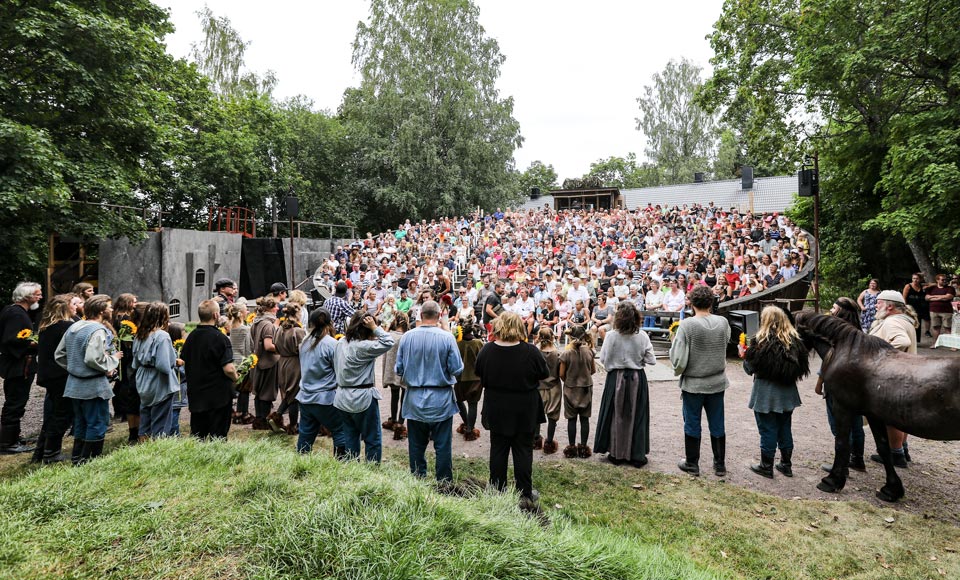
868, 290, 918, 468
0, 282, 43, 454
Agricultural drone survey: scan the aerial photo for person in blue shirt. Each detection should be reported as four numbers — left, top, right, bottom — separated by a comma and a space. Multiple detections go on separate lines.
297, 309, 346, 456
395, 301, 464, 483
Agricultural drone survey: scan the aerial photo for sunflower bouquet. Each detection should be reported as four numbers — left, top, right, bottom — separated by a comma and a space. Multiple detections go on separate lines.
668, 320, 681, 341
112, 320, 137, 380
173, 338, 186, 381
236, 353, 258, 385
17, 328, 38, 344
738, 332, 752, 358
246, 312, 256, 325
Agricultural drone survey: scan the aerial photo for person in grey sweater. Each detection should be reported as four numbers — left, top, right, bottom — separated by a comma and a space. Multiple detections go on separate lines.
669, 286, 730, 476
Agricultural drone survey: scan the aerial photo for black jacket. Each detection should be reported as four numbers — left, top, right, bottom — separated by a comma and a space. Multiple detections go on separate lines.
744, 335, 810, 385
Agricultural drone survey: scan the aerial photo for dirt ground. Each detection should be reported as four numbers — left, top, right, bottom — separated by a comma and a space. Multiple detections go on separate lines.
7, 337, 960, 523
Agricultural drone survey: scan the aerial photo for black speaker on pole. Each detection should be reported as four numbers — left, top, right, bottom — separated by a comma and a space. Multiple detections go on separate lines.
530, 187, 541, 199
741, 166, 754, 190
284, 195, 299, 219
798, 169, 819, 197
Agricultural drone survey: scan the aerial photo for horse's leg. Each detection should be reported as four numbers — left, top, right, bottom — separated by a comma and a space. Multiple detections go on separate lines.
865, 415, 904, 502
817, 399, 852, 493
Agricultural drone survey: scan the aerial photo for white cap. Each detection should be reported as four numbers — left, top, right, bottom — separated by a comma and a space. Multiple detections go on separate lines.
877, 290, 905, 305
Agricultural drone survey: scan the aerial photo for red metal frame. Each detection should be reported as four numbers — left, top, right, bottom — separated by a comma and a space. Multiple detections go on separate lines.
208, 207, 256, 238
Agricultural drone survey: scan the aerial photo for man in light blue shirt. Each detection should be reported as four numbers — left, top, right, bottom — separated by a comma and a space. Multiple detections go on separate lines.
395, 301, 464, 482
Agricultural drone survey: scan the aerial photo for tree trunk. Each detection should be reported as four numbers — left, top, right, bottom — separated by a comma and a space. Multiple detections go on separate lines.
906, 238, 935, 282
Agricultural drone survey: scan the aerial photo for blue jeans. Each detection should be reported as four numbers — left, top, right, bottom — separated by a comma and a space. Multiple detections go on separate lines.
754, 411, 793, 456
824, 393, 865, 455
71, 398, 111, 441
171, 408, 183, 436
681, 391, 725, 438
338, 402, 382, 462
140, 396, 174, 438
298, 403, 346, 453
407, 417, 453, 482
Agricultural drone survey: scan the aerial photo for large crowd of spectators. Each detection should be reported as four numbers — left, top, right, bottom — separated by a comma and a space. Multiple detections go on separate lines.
312, 202, 812, 337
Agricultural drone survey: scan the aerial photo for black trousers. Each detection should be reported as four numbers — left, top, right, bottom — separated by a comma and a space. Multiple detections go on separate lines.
40, 381, 73, 441
190, 405, 232, 439
1, 374, 34, 440
489, 430, 535, 498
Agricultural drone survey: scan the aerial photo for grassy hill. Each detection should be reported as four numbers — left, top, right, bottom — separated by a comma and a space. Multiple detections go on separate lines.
1, 435, 958, 579
0, 437, 717, 580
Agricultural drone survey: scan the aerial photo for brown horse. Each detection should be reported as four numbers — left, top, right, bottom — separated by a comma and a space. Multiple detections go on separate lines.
796, 312, 960, 502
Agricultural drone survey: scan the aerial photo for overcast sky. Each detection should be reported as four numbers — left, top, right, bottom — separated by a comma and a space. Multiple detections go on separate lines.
157, 0, 725, 181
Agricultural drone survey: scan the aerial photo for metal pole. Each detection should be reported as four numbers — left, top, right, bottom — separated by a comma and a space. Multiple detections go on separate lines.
813, 152, 821, 313
289, 217, 296, 291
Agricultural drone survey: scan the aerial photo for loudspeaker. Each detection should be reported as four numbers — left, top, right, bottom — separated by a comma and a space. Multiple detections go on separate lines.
694, 172, 705, 183
741, 166, 753, 190
284, 195, 299, 219
530, 187, 541, 199
798, 169, 819, 197
727, 310, 759, 342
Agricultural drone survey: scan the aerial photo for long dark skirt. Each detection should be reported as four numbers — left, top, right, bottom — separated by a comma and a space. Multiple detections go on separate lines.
593, 368, 650, 462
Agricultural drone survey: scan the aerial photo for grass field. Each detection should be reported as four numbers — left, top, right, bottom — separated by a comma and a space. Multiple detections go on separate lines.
0, 431, 958, 580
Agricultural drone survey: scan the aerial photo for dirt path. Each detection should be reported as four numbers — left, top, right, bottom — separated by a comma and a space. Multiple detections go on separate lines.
7, 340, 960, 523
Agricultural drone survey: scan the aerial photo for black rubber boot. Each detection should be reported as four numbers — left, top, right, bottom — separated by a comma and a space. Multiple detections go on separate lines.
29, 431, 48, 464
677, 435, 700, 476
710, 435, 726, 477
750, 452, 775, 479
71, 438, 86, 466
42, 432, 67, 464
333, 446, 348, 461
775, 448, 793, 477
78, 439, 104, 465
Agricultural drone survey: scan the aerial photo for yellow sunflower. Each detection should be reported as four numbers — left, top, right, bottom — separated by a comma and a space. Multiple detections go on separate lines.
16, 329, 32, 340
121, 320, 138, 334
246, 312, 256, 325
455, 326, 463, 342
334, 333, 344, 340
250, 354, 259, 367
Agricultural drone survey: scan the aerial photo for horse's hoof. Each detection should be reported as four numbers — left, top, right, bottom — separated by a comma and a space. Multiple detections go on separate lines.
817, 478, 844, 493
876, 486, 904, 503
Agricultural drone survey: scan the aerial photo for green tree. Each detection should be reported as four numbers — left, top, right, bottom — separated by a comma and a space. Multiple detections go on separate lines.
636, 58, 716, 185
341, 0, 524, 231
0, 0, 207, 296
584, 153, 661, 189
190, 6, 276, 97
702, 0, 960, 290
516, 160, 558, 196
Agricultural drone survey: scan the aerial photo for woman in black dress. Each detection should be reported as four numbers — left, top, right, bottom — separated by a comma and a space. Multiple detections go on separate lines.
475, 312, 549, 507
902, 273, 929, 342
32, 295, 77, 464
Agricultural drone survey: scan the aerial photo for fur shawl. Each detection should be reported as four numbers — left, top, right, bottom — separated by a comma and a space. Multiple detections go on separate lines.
745, 336, 810, 384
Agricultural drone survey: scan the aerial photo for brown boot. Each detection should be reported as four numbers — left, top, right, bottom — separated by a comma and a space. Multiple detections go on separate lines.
464, 429, 478, 442
285, 423, 299, 436
382, 419, 396, 430
318, 425, 332, 437
533, 435, 543, 450
542, 440, 559, 454
251, 418, 271, 431
563, 445, 578, 458
577, 444, 592, 459
456, 422, 467, 434
393, 424, 408, 440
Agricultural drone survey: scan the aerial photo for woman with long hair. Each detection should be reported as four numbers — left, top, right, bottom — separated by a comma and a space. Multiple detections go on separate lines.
31, 295, 77, 464
742, 306, 810, 478
474, 312, 549, 507
59, 295, 122, 464
332, 311, 395, 462
112, 293, 141, 445
534, 326, 562, 454
380, 312, 409, 440
268, 303, 306, 434
593, 302, 656, 468
132, 302, 180, 438
297, 309, 345, 455
226, 301, 254, 425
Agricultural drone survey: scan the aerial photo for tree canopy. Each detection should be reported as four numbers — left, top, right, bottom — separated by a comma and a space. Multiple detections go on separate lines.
701, 0, 960, 288
341, 0, 524, 227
